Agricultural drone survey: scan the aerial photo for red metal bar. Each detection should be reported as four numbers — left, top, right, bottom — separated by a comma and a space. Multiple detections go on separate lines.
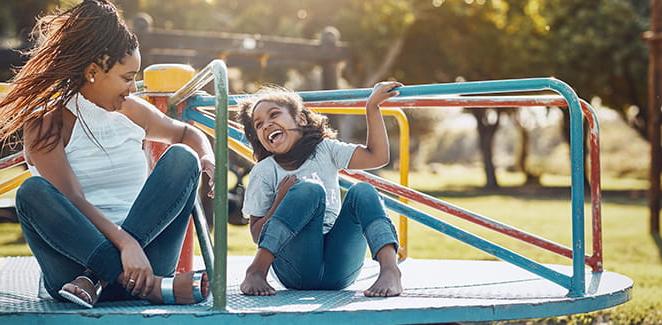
148, 96, 195, 273
580, 100, 603, 271
219, 94, 604, 271
340, 169, 596, 269
304, 96, 570, 108
0, 152, 25, 170
317, 97, 603, 271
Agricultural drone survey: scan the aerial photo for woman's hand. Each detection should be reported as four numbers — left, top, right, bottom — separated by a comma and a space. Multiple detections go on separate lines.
201, 154, 215, 198
366, 81, 403, 109
119, 239, 155, 297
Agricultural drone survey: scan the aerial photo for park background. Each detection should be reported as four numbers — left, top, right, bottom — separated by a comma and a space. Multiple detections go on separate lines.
0, 1, 660, 323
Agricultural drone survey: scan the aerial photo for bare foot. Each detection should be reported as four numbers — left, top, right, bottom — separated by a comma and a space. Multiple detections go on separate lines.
364, 265, 402, 297
146, 271, 209, 304
240, 266, 276, 296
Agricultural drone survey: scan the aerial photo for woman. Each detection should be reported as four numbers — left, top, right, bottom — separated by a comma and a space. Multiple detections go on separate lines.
0, 0, 213, 308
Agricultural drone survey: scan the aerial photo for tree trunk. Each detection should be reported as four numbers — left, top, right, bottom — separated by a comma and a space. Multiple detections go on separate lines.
511, 111, 539, 185
362, 37, 407, 87
471, 109, 500, 189
646, 0, 662, 234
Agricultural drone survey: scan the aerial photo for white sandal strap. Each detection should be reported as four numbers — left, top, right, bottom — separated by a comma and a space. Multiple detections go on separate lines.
161, 277, 176, 304
75, 276, 95, 288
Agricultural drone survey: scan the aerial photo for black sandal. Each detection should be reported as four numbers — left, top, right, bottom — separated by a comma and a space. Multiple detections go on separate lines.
58, 269, 102, 308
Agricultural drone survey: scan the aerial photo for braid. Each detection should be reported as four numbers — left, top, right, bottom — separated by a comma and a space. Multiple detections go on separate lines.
0, 0, 138, 152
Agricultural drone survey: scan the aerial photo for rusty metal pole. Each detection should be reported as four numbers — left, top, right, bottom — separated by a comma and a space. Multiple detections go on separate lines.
645, 0, 662, 235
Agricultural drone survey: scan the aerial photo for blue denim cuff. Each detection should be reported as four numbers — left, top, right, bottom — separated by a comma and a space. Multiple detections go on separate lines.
258, 218, 294, 256
364, 218, 399, 260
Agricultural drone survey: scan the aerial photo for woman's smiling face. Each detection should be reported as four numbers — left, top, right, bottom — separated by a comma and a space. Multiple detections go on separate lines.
251, 101, 303, 155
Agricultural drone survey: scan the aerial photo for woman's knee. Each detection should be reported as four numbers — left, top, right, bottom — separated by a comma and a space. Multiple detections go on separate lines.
17, 176, 51, 199
16, 176, 52, 216
160, 144, 200, 173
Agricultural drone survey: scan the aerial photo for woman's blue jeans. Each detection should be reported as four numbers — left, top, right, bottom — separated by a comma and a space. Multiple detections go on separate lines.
15, 144, 200, 302
259, 181, 398, 290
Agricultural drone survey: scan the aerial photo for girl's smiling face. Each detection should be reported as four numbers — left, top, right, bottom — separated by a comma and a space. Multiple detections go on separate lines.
251, 100, 304, 155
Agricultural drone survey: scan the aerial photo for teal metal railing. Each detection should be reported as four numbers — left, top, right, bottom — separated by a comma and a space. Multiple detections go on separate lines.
166, 61, 590, 304
183, 77, 588, 297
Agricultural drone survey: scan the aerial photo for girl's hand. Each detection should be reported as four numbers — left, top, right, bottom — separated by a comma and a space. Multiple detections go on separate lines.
367, 81, 403, 109
275, 175, 297, 201
119, 239, 155, 297
201, 154, 215, 198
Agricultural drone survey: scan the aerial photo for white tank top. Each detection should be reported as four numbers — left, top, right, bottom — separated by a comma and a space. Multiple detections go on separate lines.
27, 93, 149, 224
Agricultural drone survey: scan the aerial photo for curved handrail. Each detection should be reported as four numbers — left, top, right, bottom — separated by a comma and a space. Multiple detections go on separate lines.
185, 77, 588, 296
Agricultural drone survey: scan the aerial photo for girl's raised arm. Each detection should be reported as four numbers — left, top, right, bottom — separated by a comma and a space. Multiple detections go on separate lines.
347, 81, 402, 170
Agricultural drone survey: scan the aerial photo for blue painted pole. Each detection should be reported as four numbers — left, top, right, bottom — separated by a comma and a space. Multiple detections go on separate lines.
338, 180, 573, 289
183, 107, 248, 144
546, 80, 586, 296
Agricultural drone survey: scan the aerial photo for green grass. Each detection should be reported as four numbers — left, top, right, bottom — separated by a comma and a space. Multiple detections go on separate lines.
1, 167, 659, 323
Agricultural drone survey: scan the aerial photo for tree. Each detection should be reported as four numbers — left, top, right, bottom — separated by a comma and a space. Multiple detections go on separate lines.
392, 0, 550, 187
540, 0, 649, 138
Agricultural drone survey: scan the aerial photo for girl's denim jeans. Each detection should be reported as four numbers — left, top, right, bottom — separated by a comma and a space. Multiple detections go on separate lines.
16, 144, 200, 302
259, 181, 398, 290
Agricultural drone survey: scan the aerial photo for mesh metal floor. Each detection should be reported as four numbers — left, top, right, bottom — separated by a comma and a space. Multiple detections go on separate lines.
0, 256, 632, 324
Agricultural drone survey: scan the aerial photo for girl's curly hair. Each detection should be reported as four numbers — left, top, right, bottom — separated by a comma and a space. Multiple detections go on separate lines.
237, 86, 336, 169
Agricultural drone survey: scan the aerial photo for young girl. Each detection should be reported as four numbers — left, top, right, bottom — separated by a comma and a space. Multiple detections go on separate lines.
238, 82, 403, 297
0, 0, 211, 308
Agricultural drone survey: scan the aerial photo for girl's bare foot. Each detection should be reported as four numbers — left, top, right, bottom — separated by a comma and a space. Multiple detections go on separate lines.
241, 249, 276, 296
365, 244, 402, 297
146, 271, 209, 304
240, 266, 276, 296
364, 265, 402, 297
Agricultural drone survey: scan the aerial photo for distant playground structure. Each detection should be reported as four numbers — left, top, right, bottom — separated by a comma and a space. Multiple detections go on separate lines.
0, 60, 632, 324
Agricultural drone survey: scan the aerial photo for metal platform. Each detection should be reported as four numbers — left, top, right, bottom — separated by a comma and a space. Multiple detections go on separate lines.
0, 256, 631, 324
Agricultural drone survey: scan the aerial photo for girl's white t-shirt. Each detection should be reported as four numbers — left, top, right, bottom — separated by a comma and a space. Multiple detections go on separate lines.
242, 138, 358, 234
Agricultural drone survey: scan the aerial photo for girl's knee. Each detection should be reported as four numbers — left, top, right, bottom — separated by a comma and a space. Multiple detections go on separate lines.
289, 180, 325, 200
346, 182, 378, 200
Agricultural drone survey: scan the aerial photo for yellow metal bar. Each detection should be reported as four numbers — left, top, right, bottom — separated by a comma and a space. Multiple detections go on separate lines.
192, 122, 256, 163
0, 82, 10, 95
310, 107, 410, 260
0, 170, 31, 196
